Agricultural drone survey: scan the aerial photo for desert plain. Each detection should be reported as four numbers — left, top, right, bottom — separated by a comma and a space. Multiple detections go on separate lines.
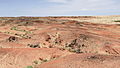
0, 15, 120, 68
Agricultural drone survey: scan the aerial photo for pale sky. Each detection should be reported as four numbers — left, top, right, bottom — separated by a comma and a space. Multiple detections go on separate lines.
0, 0, 120, 16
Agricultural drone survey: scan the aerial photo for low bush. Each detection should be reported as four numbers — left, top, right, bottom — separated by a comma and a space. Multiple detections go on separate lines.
114, 20, 120, 22
26, 66, 33, 68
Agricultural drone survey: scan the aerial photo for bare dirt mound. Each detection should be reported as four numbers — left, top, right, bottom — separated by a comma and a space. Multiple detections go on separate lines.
0, 48, 71, 68
36, 53, 120, 68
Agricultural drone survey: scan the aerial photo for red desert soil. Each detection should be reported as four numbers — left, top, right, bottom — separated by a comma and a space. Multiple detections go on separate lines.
0, 48, 71, 68
36, 53, 120, 68
0, 16, 120, 68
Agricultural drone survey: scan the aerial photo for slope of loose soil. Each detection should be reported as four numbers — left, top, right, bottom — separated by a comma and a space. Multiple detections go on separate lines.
0, 48, 71, 68
0, 16, 120, 68
36, 53, 120, 68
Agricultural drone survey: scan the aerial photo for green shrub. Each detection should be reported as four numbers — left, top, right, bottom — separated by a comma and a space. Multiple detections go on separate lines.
33, 60, 39, 64
11, 26, 18, 30
42, 59, 48, 62
11, 26, 32, 34
26, 66, 33, 68
114, 20, 120, 22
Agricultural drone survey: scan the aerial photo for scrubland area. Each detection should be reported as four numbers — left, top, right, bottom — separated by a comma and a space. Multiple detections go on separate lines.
0, 16, 120, 68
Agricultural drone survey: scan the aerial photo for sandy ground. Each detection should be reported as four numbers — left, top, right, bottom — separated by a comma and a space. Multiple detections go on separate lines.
0, 16, 120, 68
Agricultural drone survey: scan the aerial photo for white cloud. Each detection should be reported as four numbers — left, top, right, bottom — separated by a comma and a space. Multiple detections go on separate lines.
43, 0, 119, 15
13, 0, 120, 16
52, 0, 116, 10
0, 0, 119, 16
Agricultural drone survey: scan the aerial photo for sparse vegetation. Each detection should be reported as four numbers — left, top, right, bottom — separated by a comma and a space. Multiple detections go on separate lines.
1, 16, 120, 68
11, 26, 32, 34
7, 36, 18, 42
87, 56, 99, 60
33, 60, 39, 65
114, 20, 120, 22
11, 26, 18, 30
27, 44, 40, 48
26, 66, 33, 68
64, 39, 84, 53
15, 34, 31, 39
49, 33, 62, 45
4, 31, 13, 34
42, 59, 48, 62
76, 22, 84, 26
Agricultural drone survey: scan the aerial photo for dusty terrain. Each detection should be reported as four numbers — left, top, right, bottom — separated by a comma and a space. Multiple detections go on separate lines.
0, 15, 120, 68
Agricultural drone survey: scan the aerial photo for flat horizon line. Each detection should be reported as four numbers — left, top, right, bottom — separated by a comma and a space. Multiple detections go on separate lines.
0, 15, 120, 17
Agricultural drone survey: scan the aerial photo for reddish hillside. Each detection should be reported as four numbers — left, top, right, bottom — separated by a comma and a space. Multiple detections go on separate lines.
0, 16, 120, 68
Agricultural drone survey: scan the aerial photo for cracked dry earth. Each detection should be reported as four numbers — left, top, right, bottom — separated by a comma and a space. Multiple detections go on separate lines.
0, 16, 120, 68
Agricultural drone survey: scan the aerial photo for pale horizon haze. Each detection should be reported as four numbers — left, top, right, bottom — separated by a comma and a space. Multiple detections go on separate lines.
0, 0, 120, 16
